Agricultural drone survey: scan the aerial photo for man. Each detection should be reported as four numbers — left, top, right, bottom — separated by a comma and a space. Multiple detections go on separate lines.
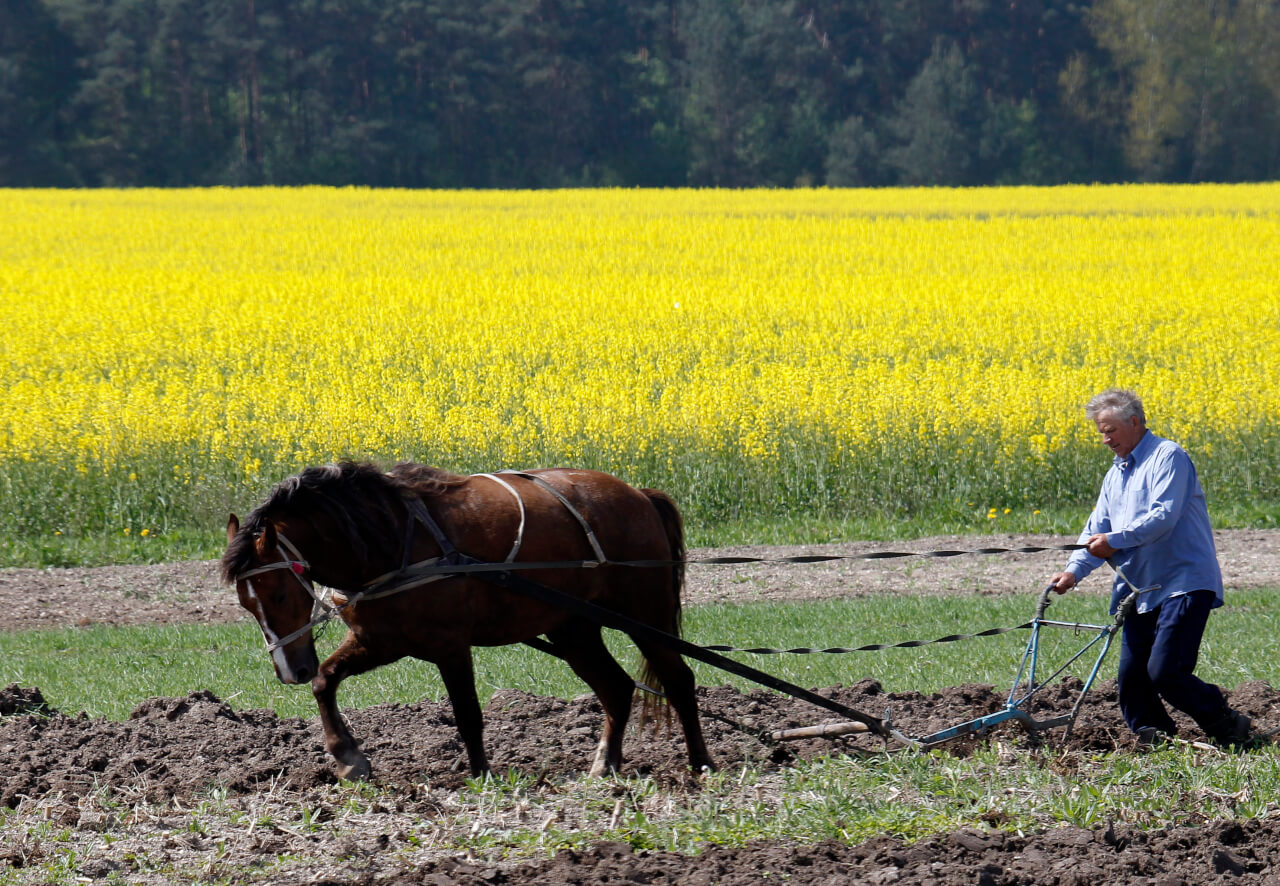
1049, 388, 1252, 747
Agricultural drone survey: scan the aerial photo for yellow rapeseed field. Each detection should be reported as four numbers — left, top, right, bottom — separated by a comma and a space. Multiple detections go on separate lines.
2, 185, 1278, 535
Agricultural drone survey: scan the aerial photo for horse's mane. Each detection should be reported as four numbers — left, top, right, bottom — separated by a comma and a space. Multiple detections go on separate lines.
220, 461, 467, 583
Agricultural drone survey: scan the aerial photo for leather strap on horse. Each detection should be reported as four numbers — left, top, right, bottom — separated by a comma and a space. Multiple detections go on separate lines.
473, 473, 526, 562
468, 559, 892, 739
498, 470, 608, 564
353, 476, 615, 601
404, 497, 458, 559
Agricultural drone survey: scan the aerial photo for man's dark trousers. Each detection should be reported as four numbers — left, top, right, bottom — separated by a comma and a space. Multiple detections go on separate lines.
1117, 589, 1226, 736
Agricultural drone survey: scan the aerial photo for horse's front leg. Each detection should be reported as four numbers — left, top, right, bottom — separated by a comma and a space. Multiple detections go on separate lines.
437, 652, 490, 777
312, 631, 389, 781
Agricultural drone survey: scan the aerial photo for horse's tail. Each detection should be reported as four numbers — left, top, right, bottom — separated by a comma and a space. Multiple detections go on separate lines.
636, 488, 685, 726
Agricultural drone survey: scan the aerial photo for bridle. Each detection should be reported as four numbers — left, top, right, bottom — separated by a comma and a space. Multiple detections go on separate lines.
235, 533, 334, 653
232, 503, 463, 654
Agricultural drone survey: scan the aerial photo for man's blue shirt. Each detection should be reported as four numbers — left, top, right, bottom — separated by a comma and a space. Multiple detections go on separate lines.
1065, 430, 1223, 614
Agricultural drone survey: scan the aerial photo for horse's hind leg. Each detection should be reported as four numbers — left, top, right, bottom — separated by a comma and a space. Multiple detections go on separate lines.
632, 642, 716, 774
314, 632, 392, 781
546, 621, 637, 776
437, 652, 490, 777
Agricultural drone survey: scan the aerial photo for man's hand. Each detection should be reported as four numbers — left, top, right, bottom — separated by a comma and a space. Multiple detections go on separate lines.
1084, 533, 1117, 559
1049, 572, 1077, 594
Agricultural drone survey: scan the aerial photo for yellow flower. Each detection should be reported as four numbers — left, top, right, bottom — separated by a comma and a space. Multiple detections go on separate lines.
1, 183, 1276, 519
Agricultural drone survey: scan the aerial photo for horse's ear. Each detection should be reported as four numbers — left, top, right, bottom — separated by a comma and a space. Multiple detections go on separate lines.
227, 514, 240, 543
255, 521, 278, 556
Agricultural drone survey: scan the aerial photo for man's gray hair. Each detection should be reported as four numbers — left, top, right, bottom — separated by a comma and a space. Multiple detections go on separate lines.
1085, 388, 1146, 425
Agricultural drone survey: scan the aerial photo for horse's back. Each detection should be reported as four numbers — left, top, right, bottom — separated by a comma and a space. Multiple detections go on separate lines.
500, 468, 677, 561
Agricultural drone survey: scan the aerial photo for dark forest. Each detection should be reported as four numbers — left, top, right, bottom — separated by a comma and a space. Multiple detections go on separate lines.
3, 0, 1278, 188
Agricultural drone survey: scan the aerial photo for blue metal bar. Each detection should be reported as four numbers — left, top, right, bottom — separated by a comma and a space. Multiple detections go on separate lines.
905, 585, 1141, 749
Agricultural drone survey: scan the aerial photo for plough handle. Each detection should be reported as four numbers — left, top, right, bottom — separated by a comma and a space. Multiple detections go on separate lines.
1113, 589, 1140, 626
1033, 584, 1055, 621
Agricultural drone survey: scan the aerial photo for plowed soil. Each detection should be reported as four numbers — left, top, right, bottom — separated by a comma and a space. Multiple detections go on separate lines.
4, 530, 1280, 884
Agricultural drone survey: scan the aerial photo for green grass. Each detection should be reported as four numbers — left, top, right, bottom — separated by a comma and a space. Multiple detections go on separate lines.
515, 746, 1280, 853
5, 589, 1279, 721
0, 527, 222, 570
2, 435, 1279, 569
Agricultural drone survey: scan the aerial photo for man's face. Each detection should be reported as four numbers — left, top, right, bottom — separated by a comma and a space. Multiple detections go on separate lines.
1094, 410, 1145, 459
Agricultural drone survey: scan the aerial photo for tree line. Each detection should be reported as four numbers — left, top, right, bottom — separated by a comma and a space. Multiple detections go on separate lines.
2, 0, 1278, 189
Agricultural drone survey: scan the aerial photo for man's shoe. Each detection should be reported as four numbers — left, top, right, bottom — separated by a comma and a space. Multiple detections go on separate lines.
1206, 709, 1252, 747
1135, 726, 1172, 750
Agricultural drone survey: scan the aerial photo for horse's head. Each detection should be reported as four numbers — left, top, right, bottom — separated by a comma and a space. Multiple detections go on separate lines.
224, 514, 322, 685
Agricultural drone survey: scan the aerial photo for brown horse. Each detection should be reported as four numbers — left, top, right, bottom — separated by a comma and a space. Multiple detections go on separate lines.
221, 461, 714, 781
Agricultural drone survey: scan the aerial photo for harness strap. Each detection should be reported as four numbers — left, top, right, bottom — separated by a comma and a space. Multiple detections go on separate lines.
276, 534, 309, 566
352, 497, 462, 596
473, 473, 525, 562
238, 560, 303, 580
398, 506, 418, 572
404, 497, 457, 558
499, 470, 607, 564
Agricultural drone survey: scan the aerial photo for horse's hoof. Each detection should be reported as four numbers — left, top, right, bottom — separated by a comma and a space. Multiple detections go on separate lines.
588, 759, 620, 778
336, 754, 371, 782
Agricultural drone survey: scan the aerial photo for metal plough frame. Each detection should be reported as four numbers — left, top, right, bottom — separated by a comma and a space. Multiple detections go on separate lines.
887, 583, 1145, 749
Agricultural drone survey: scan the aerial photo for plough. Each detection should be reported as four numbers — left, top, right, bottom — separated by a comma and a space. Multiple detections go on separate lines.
773, 580, 1145, 748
